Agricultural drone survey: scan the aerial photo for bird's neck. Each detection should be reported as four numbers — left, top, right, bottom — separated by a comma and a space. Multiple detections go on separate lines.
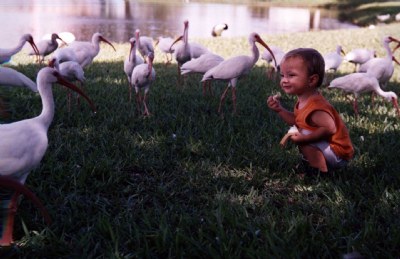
9, 40, 26, 56
251, 43, 260, 64
130, 48, 137, 61
385, 42, 393, 59
38, 86, 55, 129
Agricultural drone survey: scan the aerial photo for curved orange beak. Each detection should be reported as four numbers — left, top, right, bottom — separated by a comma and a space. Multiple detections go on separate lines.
28, 37, 40, 63
99, 36, 116, 51
169, 35, 183, 52
54, 71, 97, 113
255, 35, 277, 69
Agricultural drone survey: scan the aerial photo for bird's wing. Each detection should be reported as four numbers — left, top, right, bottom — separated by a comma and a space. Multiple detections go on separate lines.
0, 120, 48, 179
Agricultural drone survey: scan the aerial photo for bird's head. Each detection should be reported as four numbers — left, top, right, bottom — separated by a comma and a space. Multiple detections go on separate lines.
386, 92, 400, 117
23, 34, 40, 62
146, 52, 155, 78
54, 33, 68, 46
47, 57, 59, 70
128, 37, 136, 62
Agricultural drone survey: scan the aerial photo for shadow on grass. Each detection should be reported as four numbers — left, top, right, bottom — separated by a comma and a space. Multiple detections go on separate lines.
3, 61, 400, 257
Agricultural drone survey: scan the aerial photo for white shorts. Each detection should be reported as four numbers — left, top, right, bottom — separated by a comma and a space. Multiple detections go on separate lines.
301, 129, 348, 169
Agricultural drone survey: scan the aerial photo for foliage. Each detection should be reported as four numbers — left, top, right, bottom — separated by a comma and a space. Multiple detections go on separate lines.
1, 23, 400, 258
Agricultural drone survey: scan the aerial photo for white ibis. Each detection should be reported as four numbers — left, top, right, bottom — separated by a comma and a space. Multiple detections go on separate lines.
0, 67, 95, 246
135, 29, 154, 61
131, 52, 156, 116
344, 48, 376, 71
201, 32, 277, 114
29, 33, 67, 63
324, 45, 345, 72
180, 52, 224, 96
49, 57, 86, 111
323, 45, 345, 85
42, 31, 76, 47
154, 36, 175, 64
0, 34, 40, 64
54, 32, 116, 68
124, 37, 144, 101
170, 20, 210, 83
358, 36, 400, 89
261, 46, 285, 80
211, 23, 228, 37
0, 67, 38, 92
328, 72, 400, 116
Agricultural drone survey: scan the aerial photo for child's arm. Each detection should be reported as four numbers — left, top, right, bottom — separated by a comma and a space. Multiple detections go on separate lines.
290, 110, 337, 144
267, 95, 295, 125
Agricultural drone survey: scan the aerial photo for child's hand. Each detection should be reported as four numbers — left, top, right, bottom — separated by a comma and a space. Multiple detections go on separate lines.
267, 94, 282, 113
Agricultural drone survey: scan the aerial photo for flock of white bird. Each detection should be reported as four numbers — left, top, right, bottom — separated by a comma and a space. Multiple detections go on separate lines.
0, 18, 399, 246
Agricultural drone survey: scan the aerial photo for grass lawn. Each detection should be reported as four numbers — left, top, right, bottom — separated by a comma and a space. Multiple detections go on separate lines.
1, 23, 400, 258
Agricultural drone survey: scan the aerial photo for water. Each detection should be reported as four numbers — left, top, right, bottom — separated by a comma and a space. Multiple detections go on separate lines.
0, 0, 358, 48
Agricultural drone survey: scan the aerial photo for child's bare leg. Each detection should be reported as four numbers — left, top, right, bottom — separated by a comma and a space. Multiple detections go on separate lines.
299, 145, 328, 172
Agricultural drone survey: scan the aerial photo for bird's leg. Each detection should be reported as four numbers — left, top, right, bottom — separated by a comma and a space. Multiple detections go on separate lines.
177, 65, 183, 86
202, 81, 207, 97
218, 84, 230, 114
129, 83, 132, 102
143, 92, 150, 116
135, 92, 142, 115
0, 189, 19, 246
231, 87, 237, 114
208, 81, 214, 97
67, 89, 72, 113
0, 97, 9, 119
165, 54, 171, 65
268, 67, 274, 80
76, 82, 83, 107
371, 92, 375, 107
353, 97, 359, 117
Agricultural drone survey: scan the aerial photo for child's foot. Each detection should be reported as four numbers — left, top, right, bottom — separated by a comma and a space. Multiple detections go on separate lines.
294, 159, 330, 179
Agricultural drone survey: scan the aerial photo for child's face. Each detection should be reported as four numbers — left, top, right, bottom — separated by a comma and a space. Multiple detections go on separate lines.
279, 56, 313, 96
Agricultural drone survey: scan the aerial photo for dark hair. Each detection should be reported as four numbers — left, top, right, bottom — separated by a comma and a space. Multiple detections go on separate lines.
282, 48, 325, 87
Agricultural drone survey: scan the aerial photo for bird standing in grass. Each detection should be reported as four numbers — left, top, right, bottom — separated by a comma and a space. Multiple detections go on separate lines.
323, 45, 345, 84
358, 36, 400, 89
344, 48, 376, 72
49, 57, 86, 111
261, 46, 285, 80
53, 32, 116, 68
180, 52, 224, 96
328, 72, 400, 116
0, 67, 96, 247
29, 33, 67, 63
154, 36, 175, 64
170, 20, 210, 84
131, 52, 156, 116
201, 32, 276, 114
135, 29, 154, 61
124, 37, 144, 101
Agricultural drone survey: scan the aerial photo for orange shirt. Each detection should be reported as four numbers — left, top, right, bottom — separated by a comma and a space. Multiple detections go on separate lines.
294, 93, 354, 161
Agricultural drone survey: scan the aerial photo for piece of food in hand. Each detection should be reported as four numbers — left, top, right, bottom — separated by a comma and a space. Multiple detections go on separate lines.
279, 125, 299, 147
272, 92, 281, 101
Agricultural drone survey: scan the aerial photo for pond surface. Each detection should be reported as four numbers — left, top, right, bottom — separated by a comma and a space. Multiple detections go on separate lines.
0, 0, 358, 48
